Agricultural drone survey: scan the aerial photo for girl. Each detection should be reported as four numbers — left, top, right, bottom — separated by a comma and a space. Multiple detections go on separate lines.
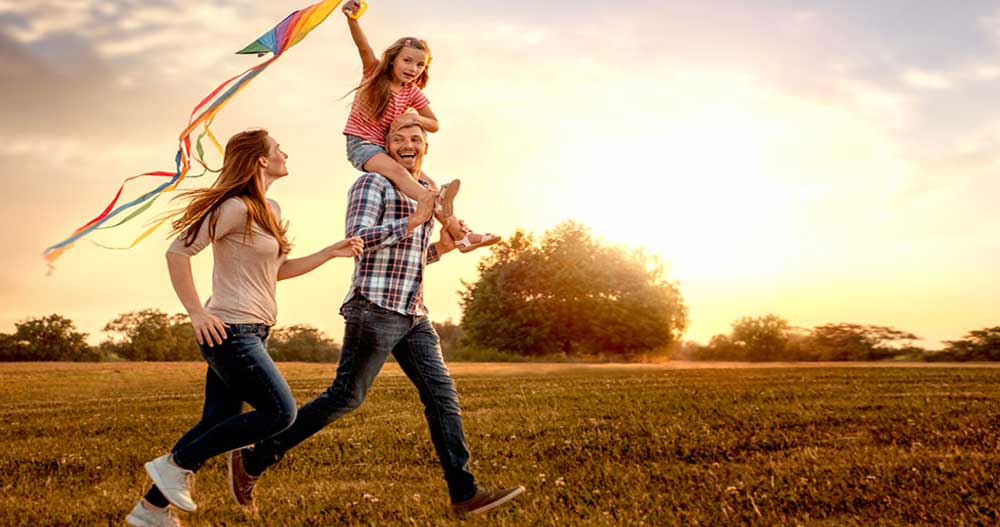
341, 0, 499, 253
126, 129, 363, 527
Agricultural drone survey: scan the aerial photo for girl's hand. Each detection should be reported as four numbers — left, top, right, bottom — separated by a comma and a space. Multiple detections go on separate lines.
390, 113, 421, 133
329, 237, 364, 258
189, 308, 228, 347
342, 0, 362, 17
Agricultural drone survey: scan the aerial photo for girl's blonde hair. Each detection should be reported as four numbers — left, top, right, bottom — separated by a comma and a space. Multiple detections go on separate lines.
351, 36, 432, 122
170, 129, 291, 256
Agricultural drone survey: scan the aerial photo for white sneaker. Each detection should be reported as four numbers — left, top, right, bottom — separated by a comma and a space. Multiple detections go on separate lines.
144, 454, 197, 512
126, 500, 181, 527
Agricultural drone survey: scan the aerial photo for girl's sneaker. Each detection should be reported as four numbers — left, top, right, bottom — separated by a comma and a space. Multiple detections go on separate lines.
126, 500, 181, 527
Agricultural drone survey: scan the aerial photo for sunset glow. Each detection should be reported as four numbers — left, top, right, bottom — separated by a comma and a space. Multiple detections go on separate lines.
2, 1, 998, 348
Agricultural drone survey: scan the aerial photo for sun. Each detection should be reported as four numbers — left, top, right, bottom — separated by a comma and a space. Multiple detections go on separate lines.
561, 100, 800, 281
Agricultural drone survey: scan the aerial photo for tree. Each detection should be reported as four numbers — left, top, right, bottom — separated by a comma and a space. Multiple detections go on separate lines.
267, 325, 340, 362
729, 315, 792, 362
0, 314, 97, 361
103, 309, 199, 361
804, 323, 918, 361
934, 327, 1000, 361
0, 333, 31, 361
460, 221, 688, 359
432, 320, 462, 358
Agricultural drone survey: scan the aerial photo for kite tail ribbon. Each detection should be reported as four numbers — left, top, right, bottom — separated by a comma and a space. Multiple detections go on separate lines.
43, 0, 354, 268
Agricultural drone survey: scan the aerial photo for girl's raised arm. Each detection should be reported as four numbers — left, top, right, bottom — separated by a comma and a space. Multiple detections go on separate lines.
343, 1, 377, 71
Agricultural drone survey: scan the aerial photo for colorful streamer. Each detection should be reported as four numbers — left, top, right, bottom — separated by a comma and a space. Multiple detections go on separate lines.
44, 0, 356, 268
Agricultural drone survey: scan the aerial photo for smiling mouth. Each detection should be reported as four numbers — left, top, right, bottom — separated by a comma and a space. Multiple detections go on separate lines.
399, 152, 417, 159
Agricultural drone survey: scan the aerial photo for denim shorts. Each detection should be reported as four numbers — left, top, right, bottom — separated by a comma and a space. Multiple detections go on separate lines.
345, 134, 386, 172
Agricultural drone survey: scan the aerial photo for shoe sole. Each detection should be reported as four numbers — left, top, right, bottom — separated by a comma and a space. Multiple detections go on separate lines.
144, 460, 197, 513
457, 234, 501, 253
227, 449, 257, 511
125, 512, 153, 527
466, 486, 526, 515
438, 180, 460, 218
227, 450, 240, 506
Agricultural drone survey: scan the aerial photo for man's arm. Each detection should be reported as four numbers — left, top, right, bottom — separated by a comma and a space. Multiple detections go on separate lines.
426, 223, 456, 265
346, 174, 433, 253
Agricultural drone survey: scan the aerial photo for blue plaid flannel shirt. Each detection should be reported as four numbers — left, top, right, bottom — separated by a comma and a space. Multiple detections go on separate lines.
341, 172, 440, 316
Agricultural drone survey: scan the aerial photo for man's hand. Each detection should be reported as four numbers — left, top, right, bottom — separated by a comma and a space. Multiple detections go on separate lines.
408, 190, 436, 231
437, 225, 456, 254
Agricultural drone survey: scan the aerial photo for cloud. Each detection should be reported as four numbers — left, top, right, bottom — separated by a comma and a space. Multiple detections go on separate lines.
901, 68, 954, 90
980, 8, 1000, 43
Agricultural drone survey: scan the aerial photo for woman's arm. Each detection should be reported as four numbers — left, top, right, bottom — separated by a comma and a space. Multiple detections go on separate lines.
344, 1, 377, 71
166, 252, 228, 346
277, 237, 364, 281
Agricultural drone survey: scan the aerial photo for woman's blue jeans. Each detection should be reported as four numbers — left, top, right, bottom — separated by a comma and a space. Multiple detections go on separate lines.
145, 323, 296, 507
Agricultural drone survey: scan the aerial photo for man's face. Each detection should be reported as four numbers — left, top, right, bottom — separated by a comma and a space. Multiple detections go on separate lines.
387, 125, 427, 173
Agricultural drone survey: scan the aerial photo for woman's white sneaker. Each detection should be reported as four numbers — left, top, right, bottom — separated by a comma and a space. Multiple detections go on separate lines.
144, 454, 197, 512
125, 500, 181, 527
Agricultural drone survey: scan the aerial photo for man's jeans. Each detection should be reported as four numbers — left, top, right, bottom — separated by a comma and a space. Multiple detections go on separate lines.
245, 296, 478, 502
145, 323, 297, 507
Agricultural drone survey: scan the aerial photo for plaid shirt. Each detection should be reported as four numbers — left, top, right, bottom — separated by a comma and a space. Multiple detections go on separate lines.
341, 172, 440, 316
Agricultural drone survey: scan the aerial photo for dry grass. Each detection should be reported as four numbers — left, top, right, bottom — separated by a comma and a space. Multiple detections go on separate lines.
1, 362, 998, 526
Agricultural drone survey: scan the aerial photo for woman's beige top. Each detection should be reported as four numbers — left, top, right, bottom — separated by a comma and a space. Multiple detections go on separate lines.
167, 197, 286, 326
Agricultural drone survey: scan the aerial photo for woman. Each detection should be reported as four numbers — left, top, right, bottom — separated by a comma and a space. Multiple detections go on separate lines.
126, 129, 363, 527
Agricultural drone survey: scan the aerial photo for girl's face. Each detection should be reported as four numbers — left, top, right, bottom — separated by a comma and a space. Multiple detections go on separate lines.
391, 47, 428, 84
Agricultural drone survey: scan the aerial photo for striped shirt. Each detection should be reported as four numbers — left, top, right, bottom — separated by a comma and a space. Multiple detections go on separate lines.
342, 64, 430, 147
341, 172, 441, 316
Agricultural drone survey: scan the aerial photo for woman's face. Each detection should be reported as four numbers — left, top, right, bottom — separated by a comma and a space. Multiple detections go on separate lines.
391, 47, 428, 85
259, 135, 288, 179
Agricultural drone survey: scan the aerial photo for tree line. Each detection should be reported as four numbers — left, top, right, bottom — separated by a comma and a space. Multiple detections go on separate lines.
673, 315, 999, 362
0, 311, 340, 362
3, 221, 996, 362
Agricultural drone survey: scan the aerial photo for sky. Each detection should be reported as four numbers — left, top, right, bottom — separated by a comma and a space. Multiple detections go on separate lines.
1, 0, 998, 349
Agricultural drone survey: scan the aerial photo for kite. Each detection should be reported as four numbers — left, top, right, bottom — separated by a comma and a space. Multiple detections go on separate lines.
42, 0, 366, 268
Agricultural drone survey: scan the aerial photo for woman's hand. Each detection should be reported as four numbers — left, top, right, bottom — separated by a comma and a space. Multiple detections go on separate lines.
189, 308, 228, 347
328, 237, 364, 258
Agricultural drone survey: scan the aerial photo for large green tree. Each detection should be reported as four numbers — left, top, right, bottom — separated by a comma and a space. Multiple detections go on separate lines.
102, 309, 199, 361
460, 221, 688, 358
0, 314, 97, 361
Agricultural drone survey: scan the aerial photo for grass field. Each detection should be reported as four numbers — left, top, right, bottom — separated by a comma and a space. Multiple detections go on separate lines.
1, 362, 998, 526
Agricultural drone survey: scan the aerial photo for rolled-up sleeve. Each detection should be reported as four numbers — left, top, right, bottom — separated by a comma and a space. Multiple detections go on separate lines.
345, 174, 412, 252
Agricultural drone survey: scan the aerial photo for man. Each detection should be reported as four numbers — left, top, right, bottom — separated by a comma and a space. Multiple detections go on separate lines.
228, 123, 524, 515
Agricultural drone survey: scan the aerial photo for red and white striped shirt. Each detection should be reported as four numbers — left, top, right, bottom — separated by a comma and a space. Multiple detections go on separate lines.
343, 64, 430, 147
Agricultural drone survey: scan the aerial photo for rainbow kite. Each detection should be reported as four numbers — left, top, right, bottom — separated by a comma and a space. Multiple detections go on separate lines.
43, 0, 365, 267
